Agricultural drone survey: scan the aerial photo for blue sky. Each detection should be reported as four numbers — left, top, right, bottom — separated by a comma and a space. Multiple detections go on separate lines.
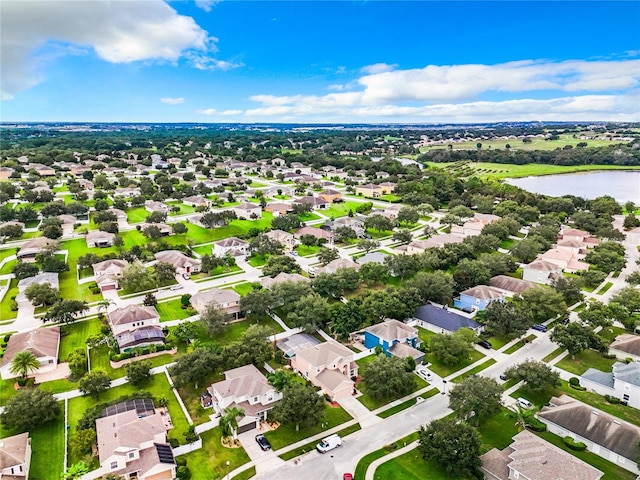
2, 1, 639, 123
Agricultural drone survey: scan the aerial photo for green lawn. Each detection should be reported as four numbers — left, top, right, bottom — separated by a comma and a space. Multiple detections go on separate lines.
296, 244, 320, 256
503, 335, 536, 354
596, 282, 614, 295
278, 423, 361, 460
450, 358, 497, 383
89, 344, 177, 380
59, 318, 103, 360
28, 409, 66, 479
354, 432, 419, 480
556, 349, 617, 376
377, 388, 439, 419
0, 278, 18, 320
423, 349, 485, 378
299, 212, 321, 222
247, 254, 269, 267
357, 376, 429, 411
0, 258, 17, 274
167, 201, 196, 216
324, 201, 364, 218
0, 248, 18, 263
264, 403, 352, 450
231, 282, 256, 297
126, 206, 148, 223
482, 333, 512, 350
500, 238, 516, 250
542, 347, 566, 362
157, 298, 194, 322
181, 427, 251, 480
374, 448, 452, 480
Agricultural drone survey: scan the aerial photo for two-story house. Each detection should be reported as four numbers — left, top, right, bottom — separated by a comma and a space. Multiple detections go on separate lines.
203, 364, 282, 433
92, 259, 130, 291
232, 202, 262, 220
96, 409, 175, 480
291, 340, 358, 401
154, 250, 201, 275
0, 432, 32, 480
521, 259, 562, 285
454, 285, 506, 312
360, 319, 423, 363
107, 305, 165, 352
213, 237, 250, 257
189, 288, 241, 320
264, 229, 297, 250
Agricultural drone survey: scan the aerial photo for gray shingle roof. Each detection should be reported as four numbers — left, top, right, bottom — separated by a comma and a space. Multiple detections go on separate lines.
414, 304, 479, 332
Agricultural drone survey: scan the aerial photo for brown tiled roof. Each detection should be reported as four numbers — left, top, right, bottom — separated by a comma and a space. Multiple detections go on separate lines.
92, 259, 129, 274
523, 259, 561, 272
364, 319, 416, 343
316, 369, 352, 391
490, 275, 535, 294
212, 364, 272, 400
108, 305, 159, 326
610, 333, 640, 356
460, 285, 505, 301
155, 250, 200, 269
214, 237, 249, 247
296, 340, 353, 368
190, 288, 240, 310
0, 432, 30, 470
260, 272, 310, 289
1, 327, 60, 368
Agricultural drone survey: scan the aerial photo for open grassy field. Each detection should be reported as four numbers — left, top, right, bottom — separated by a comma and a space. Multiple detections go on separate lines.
428, 161, 640, 180
555, 349, 617, 376
59, 318, 103, 360
182, 427, 251, 480
157, 298, 194, 322
325, 200, 364, 218
422, 134, 618, 152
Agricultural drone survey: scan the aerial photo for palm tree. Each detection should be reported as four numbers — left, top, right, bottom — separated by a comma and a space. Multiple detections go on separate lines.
220, 407, 244, 439
10, 351, 40, 380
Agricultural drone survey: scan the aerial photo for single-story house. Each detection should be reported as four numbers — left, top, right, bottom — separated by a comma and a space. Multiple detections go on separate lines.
293, 196, 328, 210
96, 409, 176, 480
86, 230, 115, 248
190, 288, 241, 319
213, 237, 249, 257
93, 259, 129, 278
204, 364, 282, 433
17, 237, 56, 260
264, 202, 293, 215
489, 275, 535, 296
0, 166, 15, 180
316, 258, 361, 275
414, 304, 483, 335
405, 234, 465, 254
108, 208, 128, 225
232, 202, 262, 220
0, 432, 32, 480
0, 327, 60, 380
481, 430, 603, 480
360, 319, 423, 363
537, 395, 640, 474
107, 305, 164, 352
453, 285, 506, 312
450, 213, 501, 238
16, 272, 59, 303
355, 251, 388, 265
145, 201, 170, 214
57, 215, 77, 235
581, 362, 640, 410
291, 340, 358, 401
294, 226, 334, 245
260, 272, 310, 289
154, 250, 201, 274
77, 178, 94, 191
264, 229, 296, 250
609, 334, 640, 363
521, 259, 563, 285
140, 223, 172, 236
113, 187, 140, 198
318, 189, 342, 203
183, 195, 210, 208
355, 183, 383, 198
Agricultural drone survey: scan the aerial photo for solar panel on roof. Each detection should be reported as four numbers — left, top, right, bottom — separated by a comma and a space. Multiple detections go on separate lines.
99, 398, 155, 418
156, 443, 176, 464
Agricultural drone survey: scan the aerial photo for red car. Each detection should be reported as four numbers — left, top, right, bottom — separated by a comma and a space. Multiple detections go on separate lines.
343, 475, 353, 480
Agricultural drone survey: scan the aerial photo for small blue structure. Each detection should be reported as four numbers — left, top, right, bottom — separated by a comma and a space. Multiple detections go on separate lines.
453, 285, 506, 312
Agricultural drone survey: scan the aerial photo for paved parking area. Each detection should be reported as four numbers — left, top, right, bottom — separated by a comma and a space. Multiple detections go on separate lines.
238, 430, 286, 474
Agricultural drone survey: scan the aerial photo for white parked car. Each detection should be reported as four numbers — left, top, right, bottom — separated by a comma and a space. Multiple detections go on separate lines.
416, 369, 432, 381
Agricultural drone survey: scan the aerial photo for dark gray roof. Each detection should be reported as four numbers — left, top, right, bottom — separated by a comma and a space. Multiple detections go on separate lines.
277, 333, 321, 358
613, 362, 640, 387
582, 368, 614, 388
414, 304, 479, 332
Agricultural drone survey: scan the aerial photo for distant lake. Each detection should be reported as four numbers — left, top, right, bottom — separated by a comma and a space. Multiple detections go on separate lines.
506, 170, 640, 204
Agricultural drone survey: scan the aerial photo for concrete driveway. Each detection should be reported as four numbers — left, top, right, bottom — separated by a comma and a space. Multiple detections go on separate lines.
238, 430, 286, 474
338, 395, 382, 428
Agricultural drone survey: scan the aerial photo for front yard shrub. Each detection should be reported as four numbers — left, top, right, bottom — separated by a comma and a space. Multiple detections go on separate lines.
563, 436, 587, 451
569, 377, 580, 386
605, 394, 621, 404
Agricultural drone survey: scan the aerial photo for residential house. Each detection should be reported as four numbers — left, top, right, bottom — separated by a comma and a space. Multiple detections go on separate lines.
0, 167, 15, 180
264, 202, 293, 215
450, 213, 501, 237
182, 195, 210, 208
609, 334, 640, 363
414, 304, 483, 335
293, 196, 328, 211
17, 237, 56, 261
360, 319, 423, 363
76, 178, 94, 191
96, 409, 176, 480
0, 432, 32, 480
481, 430, 603, 480
107, 305, 165, 352
260, 272, 310, 289
145, 201, 169, 214
28, 163, 55, 176
316, 258, 361, 275
232, 202, 262, 220
16, 272, 59, 304
318, 189, 342, 204
213, 237, 249, 257
454, 285, 506, 312
355, 251, 388, 266
154, 250, 200, 275
489, 275, 535, 296
290, 162, 311, 175
108, 208, 128, 225
559, 228, 600, 247
114, 187, 141, 198
294, 226, 334, 245
277, 333, 321, 360
140, 223, 172, 236
355, 183, 383, 198
378, 182, 396, 194
537, 395, 640, 474
405, 234, 464, 254
190, 288, 241, 319
93, 259, 129, 291
581, 362, 640, 410
521, 259, 562, 285
291, 340, 358, 401
264, 229, 296, 250
86, 230, 116, 248
0, 327, 60, 380
539, 248, 589, 273
204, 364, 282, 432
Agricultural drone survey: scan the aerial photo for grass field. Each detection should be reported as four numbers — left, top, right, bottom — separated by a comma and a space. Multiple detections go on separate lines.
182, 427, 250, 480
357, 375, 429, 410
555, 349, 617, 376
424, 349, 486, 378
450, 358, 497, 383
422, 134, 618, 152
354, 432, 419, 480
0, 279, 18, 320
125, 206, 148, 223
429, 161, 640, 180
324, 200, 364, 218
157, 298, 194, 322
59, 318, 103, 360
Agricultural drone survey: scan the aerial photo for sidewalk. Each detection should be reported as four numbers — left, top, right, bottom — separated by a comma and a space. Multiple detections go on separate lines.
364, 440, 418, 480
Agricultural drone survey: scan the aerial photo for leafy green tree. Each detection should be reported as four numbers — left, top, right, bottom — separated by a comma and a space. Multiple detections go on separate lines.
270, 213, 301, 231
482, 301, 531, 339
9, 351, 41, 380
418, 418, 482, 478
384, 253, 420, 279
509, 237, 544, 263
504, 360, 561, 392
287, 293, 331, 332
270, 383, 325, 431
364, 214, 394, 232
430, 328, 476, 366
43, 299, 88, 324
623, 214, 640, 230
406, 271, 454, 305
357, 239, 380, 253
224, 325, 274, 368
449, 376, 503, 424
515, 286, 567, 324
580, 270, 608, 289
585, 241, 626, 272
262, 255, 301, 277
125, 360, 152, 387
11, 261, 39, 280
362, 355, 416, 401
146, 211, 167, 223
396, 207, 419, 225
120, 263, 156, 292
249, 234, 284, 257
68, 348, 88, 379
154, 261, 176, 284
317, 247, 340, 266
24, 282, 59, 306
392, 229, 412, 244
142, 225, 162, 240
171, 321, 198, 345
271, 281, 314, 315
299, 233, 318, 247
328, 299, 366, 340
240, 288, 275, 319
173, 222, 188, 234
335, 226, 357, 243
220, 407, 244, 439
0, 224, 23, 238
62, 462, 90, 480
169, 348, 222, 389
267, 370, 296, 391
69, 429, 96, 460
359, 262, 389, 286
1, 388, 60, 431
550, 323, 606, 359
611, 286, 640, 313
200, 304, 227, 336
79, 370, 111, 398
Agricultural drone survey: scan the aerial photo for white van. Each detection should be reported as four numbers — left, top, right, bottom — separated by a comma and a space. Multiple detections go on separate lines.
517, 397, 532, 409
316, 434, 342, 453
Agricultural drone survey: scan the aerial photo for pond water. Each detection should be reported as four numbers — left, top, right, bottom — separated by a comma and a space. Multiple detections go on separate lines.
506, 170, 640, 204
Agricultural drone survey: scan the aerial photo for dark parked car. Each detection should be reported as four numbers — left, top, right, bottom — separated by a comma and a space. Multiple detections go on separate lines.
499, 373, 508, 381
255, 434, 271, 451
477, 339, 492, 349
531, 324, 548, 332
561, 317, 570, 325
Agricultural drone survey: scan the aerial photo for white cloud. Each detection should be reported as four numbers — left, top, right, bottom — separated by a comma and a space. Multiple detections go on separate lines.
195, 0, 220, 12
195, 108, 242, 116
188, 55, 243, 71
0, 0, 224, 100
195, 108, 218, 115
360, 63, 397, 74
221, 109, 242, 116
160, 97, 185, 105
